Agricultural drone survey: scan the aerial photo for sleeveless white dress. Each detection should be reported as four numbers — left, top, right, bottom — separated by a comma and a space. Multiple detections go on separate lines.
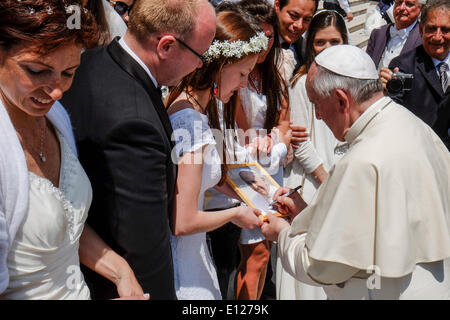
169, 108, 222, 300
3, 131, 91, 299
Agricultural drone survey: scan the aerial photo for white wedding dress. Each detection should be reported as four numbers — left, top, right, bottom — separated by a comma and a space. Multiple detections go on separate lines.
169, 108, 222, 300
3, 131, 91, 300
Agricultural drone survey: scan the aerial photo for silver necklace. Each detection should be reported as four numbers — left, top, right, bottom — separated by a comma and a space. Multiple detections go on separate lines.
39, 120, 47, 162
17, 118, 47, 163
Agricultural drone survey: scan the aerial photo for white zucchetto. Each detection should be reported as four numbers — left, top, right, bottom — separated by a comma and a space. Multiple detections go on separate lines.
315, 45, 379, 80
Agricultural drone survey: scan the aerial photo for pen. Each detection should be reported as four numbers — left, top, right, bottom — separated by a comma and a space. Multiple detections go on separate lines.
269, 184, 302, 207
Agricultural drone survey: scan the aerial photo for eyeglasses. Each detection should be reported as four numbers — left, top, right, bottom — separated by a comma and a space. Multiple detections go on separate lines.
174, 37, 208, 64
109, 0, 133, 16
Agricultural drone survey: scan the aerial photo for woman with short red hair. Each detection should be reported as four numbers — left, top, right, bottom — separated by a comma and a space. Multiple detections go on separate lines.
0, 0, 145, 300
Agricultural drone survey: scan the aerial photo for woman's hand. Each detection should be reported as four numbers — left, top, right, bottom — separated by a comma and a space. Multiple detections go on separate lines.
112, 263, 150, 300
260, 212, 290, 242
231, 206, 263, 230
281, 144, 294, 166
250, 135, 274, 156
113, 293, 150, 300
115, 266, 147, 299
272, 127, 292, 149
78, 225, 149, 301
289, 125, 309, 149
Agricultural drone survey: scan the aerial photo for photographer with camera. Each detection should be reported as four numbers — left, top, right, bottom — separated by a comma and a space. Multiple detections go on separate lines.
380, 0, 449, 129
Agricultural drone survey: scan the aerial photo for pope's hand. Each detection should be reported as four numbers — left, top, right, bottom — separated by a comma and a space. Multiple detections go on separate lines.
272, 187, 306, 219
260, 212, 290, 241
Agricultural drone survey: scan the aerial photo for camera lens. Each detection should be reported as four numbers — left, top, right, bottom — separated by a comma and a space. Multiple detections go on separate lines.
387, 79, 403, 93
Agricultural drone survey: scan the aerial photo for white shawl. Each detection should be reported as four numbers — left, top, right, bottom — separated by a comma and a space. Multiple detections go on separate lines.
0, 99, 77, 293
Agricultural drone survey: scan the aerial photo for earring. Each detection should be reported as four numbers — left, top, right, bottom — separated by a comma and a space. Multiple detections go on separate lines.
212, 82, 218, 97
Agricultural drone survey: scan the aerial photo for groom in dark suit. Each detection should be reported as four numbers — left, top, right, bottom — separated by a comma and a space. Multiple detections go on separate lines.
61, 0, 216, 299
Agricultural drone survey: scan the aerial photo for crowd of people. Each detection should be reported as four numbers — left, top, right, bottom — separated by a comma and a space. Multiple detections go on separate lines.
0, 0, 449, 301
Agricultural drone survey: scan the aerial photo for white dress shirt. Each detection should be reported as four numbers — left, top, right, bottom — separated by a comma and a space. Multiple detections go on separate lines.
380, 21, 417, 69
118, 37, 158, 88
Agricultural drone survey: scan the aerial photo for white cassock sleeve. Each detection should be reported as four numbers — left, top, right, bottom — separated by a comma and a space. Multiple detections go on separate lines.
277, 227, 361, 287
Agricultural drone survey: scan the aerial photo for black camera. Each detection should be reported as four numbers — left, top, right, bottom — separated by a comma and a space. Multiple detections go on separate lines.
387, 72, 414, 93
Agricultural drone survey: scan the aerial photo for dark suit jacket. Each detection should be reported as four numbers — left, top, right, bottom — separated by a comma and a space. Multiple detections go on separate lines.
366, 22, 422, 68
433, 89, 450, 150
388, 45, 446, 127
292, 37, 305, 75
61, 38, 177, 300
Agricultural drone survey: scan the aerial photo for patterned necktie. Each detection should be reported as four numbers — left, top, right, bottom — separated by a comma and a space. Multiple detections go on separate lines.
438, 62, 449, 92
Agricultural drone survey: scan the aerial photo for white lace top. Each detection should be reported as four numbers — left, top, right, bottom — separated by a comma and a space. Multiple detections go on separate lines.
3, 131, 91, 300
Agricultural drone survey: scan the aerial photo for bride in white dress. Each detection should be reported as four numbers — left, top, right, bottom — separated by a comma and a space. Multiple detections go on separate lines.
165, 10, 269, 300
0, 1, 145, 299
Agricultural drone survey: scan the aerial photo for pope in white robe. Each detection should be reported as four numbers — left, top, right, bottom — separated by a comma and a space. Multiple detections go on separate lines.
261, 45, 450, 300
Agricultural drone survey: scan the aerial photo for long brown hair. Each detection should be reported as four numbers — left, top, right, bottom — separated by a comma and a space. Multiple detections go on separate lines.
291, 10, 348, 86
165, 10, 262, 184
217, 0, 289, 131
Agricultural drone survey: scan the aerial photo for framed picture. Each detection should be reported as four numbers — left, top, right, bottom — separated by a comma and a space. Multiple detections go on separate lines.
226, 162, 280, 214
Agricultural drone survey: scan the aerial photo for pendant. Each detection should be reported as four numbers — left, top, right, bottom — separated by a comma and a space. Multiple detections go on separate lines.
39, 152, 46, 163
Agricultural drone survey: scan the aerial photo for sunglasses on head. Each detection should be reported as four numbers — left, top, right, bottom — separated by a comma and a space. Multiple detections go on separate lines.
109, 0, 133, 16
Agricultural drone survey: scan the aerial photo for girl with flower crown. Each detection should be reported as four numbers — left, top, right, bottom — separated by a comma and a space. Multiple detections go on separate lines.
164, 10, 269, 300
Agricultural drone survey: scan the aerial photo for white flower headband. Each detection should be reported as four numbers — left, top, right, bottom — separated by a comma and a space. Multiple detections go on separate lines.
202, 31, 269, 62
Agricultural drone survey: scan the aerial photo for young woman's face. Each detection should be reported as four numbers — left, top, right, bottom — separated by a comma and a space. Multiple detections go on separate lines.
312, 25, 344, 56
217, 55, 258, 103
0, 43, 82, 117
257, 22, 275, 64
